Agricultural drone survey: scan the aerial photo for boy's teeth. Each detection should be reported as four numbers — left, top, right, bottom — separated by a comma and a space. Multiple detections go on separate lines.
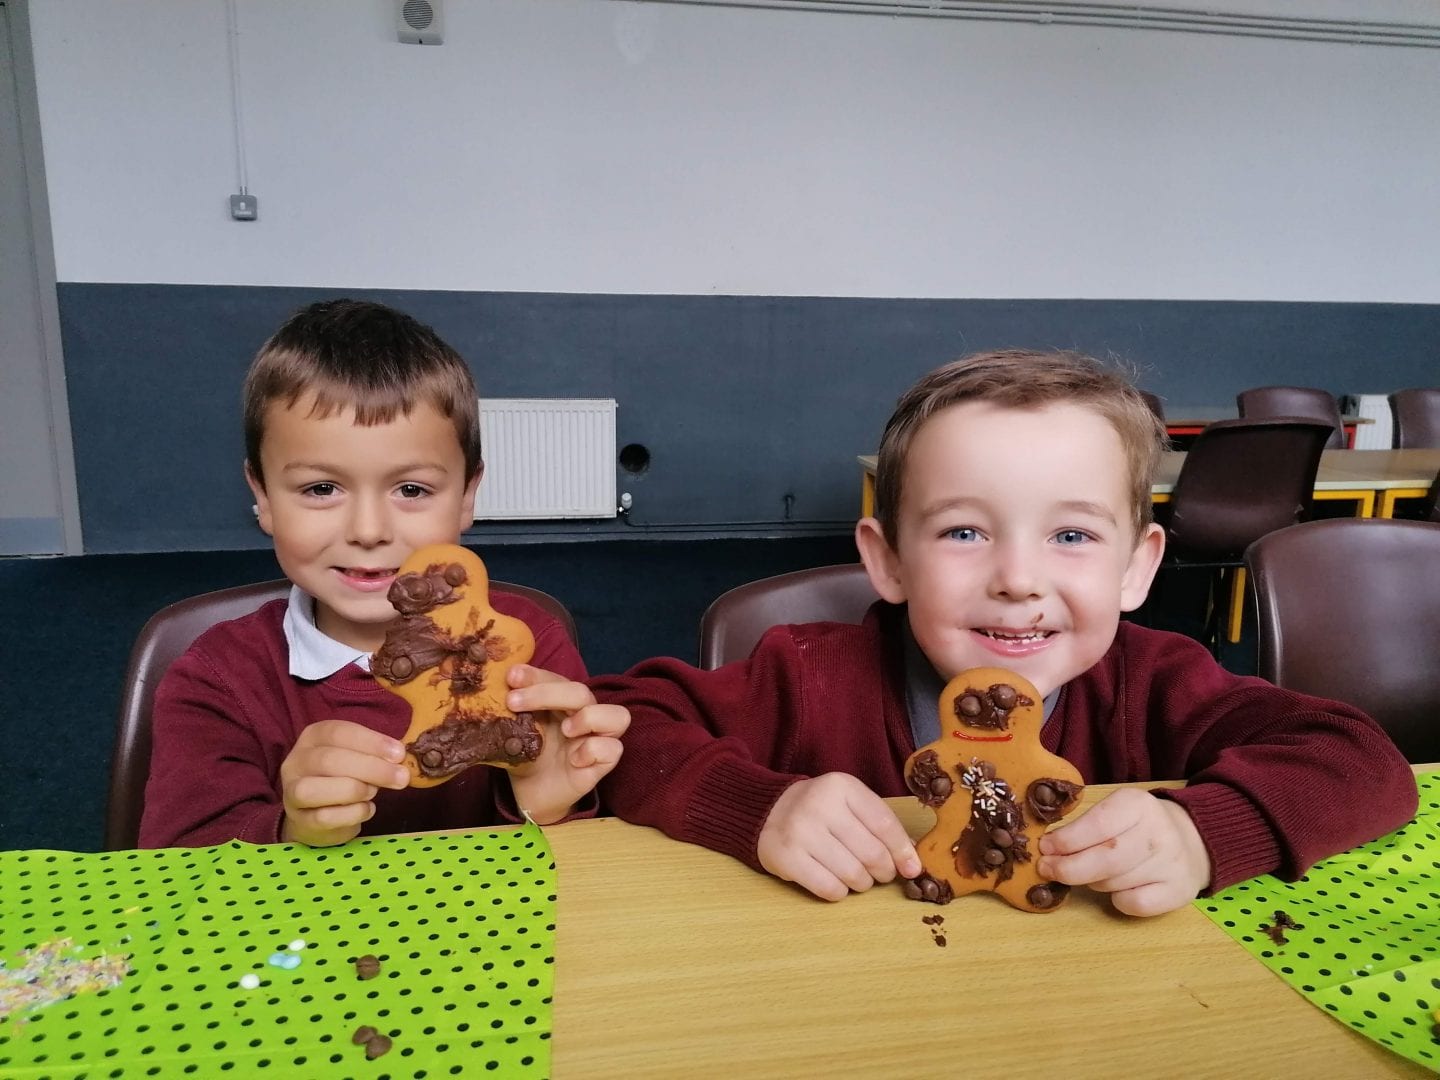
982, 629, 1047, 641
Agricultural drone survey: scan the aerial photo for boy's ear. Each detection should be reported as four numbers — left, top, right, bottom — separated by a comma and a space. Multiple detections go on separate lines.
244, 461, 274, 537
856, 516, 907, 605
457, 463, 484, 532
1119, 521, 1166, 612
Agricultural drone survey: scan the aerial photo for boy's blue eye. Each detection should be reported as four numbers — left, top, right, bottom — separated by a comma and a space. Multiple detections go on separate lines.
1054, 529, 1091, 545
945, 527, 981, 543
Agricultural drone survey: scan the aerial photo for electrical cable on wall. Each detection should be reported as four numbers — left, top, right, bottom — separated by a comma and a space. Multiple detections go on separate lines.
639, 1, 1440, 49
224, 0, 258, 219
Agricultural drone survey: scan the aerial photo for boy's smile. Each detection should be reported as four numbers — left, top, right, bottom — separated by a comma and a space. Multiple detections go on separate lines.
246, 396, 481, 653
858, 400, 1164, 697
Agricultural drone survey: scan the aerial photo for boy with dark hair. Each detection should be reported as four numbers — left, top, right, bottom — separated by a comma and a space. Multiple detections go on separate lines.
140, 299, 628, 848
593, 349, 1416, 915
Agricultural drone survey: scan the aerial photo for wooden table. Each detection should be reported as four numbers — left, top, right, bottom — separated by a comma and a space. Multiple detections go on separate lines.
547, 777, 1431, 1078
857, 448, 1440, 521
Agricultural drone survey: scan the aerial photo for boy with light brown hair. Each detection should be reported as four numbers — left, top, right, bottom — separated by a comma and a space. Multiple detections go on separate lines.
140, 299, 628, 848
593, 349, 1416, 915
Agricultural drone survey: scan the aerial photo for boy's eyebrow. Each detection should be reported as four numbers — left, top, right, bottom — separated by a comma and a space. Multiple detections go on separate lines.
279, 460, 450, 474
917, 496, 1119, 525
1055, 499, 1119, 524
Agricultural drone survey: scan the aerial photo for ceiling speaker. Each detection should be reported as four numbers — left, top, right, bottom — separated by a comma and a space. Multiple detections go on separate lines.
397, 0, 444, 45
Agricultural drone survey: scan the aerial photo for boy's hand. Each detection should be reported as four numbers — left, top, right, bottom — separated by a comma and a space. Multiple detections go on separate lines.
1036, 789, 1212, 917
757, 773, 923, 902
279, 719, 409, 847
504, 664, 630, 826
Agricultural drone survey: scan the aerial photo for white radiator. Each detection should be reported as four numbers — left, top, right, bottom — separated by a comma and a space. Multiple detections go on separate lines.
1343, 393, 1393, 450
472, 398, 617, 520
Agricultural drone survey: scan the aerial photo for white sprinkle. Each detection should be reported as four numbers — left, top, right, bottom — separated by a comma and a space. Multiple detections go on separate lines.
239, 973, 260, 990
288, 939, 306, 951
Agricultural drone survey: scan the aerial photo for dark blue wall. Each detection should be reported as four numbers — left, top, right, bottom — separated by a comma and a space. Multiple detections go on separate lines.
57, 284, 1440, 554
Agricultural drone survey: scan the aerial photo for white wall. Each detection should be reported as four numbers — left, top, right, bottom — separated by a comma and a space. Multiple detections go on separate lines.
28, 0, 1440, 301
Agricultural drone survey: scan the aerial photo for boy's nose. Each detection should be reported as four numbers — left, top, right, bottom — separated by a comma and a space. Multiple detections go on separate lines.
988, 543, 1045, 601
346, 493, 393, 547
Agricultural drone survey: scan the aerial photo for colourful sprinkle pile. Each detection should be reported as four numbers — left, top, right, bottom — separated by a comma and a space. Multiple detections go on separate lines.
0, 938, 129, 1022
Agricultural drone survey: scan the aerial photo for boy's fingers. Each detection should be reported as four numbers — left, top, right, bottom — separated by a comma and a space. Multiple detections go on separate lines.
1038, 825, 1143, 886
828, 816, 900, 884
307, 800, 375, 832
301, 719, 406, 763
847, 789, 922, 878
507, 679, 595, 716
568, 735, 623, 772
1038, 790, 1143, 856
802, 841, 871, 898
305, 746, 410, 790
1110, 880, 1189, 918
560, 704, 630, 739
288, 775, 379, 812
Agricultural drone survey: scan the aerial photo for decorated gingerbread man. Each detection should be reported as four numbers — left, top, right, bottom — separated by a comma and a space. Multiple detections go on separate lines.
371, 543, 540, 787
902, 666, 1084, 912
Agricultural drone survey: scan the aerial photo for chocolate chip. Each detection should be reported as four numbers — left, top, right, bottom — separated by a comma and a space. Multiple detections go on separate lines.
983, 848, 1005, 866
929, 775, 952, 798
989, 827, 1013, 848
388, 655, 415, 680
1027, 882, 1070, 910
958, 693, 983, 717
365, 1033, 393, 1059
990, 684, 1017, 710
355, 954, 381, 980
352, 1025, 377, 1045
443, 563, 467, 586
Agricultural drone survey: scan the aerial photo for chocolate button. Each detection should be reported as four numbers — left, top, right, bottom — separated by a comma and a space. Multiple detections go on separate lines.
443, 563, 467, 586
503, 737, 524, 757
989, 827, 1013, 848
984, 848, 1005, 866
958, 693, 983, 717
365, 1034, 393, 1059
355, 955, 381, 980
920, 877, 940, 902
389, 655, 414, 680
929, 775, 952, 798
421, 750, 443, 768
467, 641, 489, 663
352, 1025, 377, 1045
1027, 884, 1053, 908
990, 684, 1017, 710
902, 879, 923, 900
1032, 783, 1057, 807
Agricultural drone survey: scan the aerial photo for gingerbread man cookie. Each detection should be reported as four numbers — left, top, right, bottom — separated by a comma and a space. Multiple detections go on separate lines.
371, 544, 541, 787
902, 666, 1084, 912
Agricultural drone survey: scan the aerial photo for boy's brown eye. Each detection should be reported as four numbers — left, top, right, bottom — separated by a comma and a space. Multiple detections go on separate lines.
398, 484, 427, 498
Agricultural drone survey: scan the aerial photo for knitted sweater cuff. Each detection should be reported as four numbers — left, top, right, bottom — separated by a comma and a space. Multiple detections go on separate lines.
683, 758, 806, 872
1154, 782, 1281, 895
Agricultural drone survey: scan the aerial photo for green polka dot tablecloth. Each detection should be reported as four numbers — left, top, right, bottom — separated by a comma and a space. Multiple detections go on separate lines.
1200, 769, 1440, 1072
0, 824, 555, 1079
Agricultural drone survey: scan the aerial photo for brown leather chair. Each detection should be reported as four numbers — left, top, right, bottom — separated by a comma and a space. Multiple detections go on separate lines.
1139, 391, 1166, 423
1237, 385, 1346, 450
698, 564, 880, 669
1425, 468, 1440, 523
1388, 388, 1440, 449
106, 576, 577, 850
1246, 517, 1440, 762
1162, 416, 1333, 646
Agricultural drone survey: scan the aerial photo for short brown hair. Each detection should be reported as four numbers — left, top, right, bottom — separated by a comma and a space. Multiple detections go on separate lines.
873, 349, 1165, 546
243, 299, 482, 487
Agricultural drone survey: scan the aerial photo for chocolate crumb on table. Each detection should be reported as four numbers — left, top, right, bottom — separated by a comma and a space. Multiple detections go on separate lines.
1257, 910, 1304, 946
921, 913, 948, 947
355, 954, 381, 980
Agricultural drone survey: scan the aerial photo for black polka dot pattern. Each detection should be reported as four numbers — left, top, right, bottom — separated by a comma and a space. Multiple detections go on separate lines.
1200, 771, 1440, 1070
0, 825, 556, 1077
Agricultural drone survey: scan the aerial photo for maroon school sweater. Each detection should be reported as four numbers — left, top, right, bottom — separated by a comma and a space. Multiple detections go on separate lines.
139, 593, 587, 848
591, 605, 1417, 893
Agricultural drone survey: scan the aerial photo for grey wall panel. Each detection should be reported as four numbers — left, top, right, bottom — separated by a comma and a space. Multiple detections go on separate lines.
57, 284, 1440, 553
